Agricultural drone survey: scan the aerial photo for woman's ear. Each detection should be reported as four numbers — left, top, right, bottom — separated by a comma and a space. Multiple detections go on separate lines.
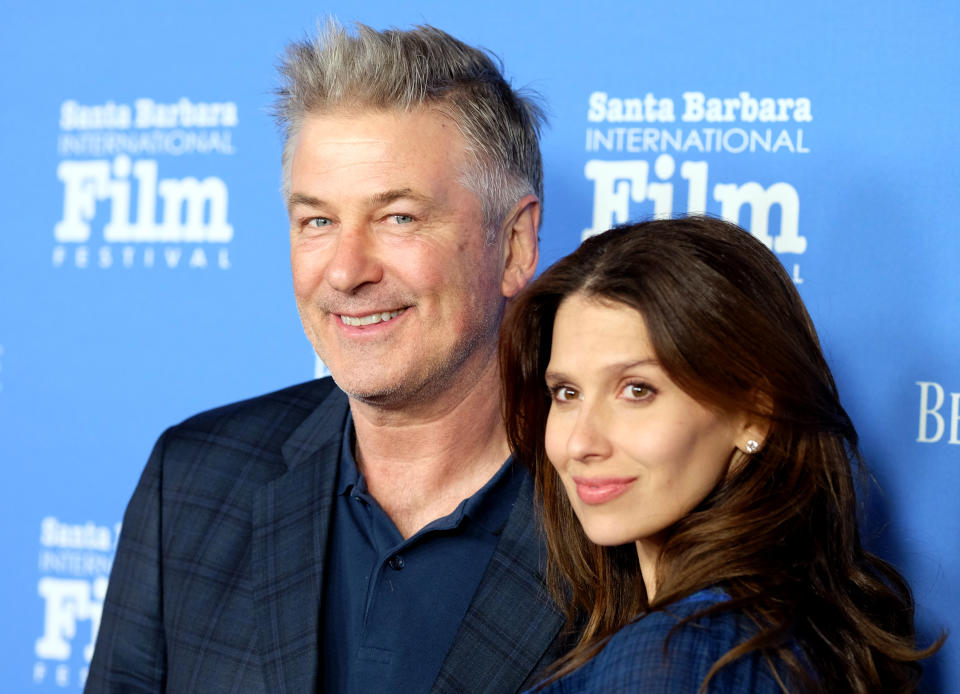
736, 428, 768, 456
735, 390, 773, 455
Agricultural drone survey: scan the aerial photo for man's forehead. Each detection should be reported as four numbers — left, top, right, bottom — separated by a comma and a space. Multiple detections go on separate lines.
293, 106, 465, 162
286, 110, 482, 218
301, 103, 459, 132
289, 107, 471, 187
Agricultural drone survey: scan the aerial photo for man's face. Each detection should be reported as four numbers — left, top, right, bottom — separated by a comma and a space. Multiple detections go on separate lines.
287, 107, 512, 406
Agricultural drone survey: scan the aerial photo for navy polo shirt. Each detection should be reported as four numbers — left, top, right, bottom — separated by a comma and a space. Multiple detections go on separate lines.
320, 415, 526, 694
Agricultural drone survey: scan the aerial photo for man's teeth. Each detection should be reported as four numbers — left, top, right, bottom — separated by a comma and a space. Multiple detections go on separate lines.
340, 310, 403, 327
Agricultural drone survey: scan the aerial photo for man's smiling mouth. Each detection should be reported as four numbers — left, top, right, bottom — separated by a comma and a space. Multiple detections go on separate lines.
338, 308, 406, 327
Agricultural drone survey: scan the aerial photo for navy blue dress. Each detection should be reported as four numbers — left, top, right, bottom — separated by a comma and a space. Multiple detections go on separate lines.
529, 588, 785, 693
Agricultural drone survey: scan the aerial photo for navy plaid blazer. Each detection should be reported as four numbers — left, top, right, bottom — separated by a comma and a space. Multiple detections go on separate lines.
529, 589, 784, 693
86, 378, 566, 693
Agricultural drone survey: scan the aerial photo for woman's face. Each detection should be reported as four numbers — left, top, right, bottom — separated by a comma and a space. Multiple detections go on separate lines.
544, 294, 745, 558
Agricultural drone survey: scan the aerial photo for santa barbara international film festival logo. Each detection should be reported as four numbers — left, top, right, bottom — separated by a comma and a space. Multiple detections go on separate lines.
583, 90, 811, 283
53, 97, 237, 270
33, 516, 118, 688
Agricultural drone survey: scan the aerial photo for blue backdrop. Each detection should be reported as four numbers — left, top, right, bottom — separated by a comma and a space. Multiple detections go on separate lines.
1, 2, 957, 691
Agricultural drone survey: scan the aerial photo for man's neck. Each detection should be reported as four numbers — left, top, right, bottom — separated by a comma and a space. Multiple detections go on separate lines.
348, 359, 510, 539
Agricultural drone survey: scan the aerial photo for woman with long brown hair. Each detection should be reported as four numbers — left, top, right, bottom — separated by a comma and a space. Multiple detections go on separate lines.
501, 217, 941, 692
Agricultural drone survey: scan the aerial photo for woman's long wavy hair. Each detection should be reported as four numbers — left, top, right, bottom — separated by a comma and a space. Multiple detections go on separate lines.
500, 217, 942, 693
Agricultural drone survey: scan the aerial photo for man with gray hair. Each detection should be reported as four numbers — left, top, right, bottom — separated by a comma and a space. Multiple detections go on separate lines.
87, 20, 566, 694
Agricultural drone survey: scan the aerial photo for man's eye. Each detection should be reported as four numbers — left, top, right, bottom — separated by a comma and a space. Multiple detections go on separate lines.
308, 217, 332, 227
391, 214, 414, 224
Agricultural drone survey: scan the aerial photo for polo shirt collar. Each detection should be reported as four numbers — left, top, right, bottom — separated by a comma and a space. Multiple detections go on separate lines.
335, 412, 524, 537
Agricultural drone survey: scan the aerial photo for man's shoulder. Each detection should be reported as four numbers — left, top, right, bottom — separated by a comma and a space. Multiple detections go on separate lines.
153, 377, 347, 478
175, 377, 343, 435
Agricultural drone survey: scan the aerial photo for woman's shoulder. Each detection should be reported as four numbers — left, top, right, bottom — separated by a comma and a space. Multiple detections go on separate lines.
607, 587, 751, 660
537, 588, 785, 693
628, 586, 740, 636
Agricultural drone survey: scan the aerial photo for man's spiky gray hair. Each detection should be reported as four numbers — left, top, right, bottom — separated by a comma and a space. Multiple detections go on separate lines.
274, 19, 546, 238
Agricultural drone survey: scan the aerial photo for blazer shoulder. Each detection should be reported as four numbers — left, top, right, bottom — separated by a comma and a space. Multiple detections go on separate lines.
580, 591, 782, 694
91, 379, 345, 694
152, 377, 347, 484
609, 589, 742, 660
179, 377, 341, 429
166, 377, 343, 443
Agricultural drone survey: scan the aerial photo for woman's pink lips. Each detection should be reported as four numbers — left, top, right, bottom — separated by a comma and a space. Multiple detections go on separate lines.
573, 476, 637, 505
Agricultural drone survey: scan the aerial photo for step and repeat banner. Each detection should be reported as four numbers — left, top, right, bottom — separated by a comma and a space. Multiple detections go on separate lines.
1, 1, 957, 691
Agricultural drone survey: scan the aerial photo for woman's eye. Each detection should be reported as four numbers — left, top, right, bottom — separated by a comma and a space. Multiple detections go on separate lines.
391, 214, 414, 224
308, 217, 332, 228
551, 385, 579, 402
622, 383, 654, 400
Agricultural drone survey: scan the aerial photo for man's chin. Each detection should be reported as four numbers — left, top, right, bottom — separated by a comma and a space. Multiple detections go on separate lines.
328, 371, 409, 407
330, 368, 463, 414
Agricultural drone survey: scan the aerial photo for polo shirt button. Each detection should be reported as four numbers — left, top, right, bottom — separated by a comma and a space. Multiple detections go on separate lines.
388, 555, 405, 570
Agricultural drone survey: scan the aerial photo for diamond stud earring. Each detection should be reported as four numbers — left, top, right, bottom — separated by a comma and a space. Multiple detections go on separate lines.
745, 440, 760, 454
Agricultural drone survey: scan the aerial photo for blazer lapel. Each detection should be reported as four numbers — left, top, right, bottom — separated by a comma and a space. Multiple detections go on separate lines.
430, 474, 566, 694
251, 386, 349, 694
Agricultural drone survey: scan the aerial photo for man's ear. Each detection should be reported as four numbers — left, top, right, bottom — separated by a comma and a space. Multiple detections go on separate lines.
500, 194, 540, 299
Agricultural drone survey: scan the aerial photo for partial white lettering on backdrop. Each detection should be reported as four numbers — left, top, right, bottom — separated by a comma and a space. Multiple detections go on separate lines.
583, 91, 811, 283
916, 381, 960, 445
53, 98, 237, 270
56, 155, 232, 243
582, 154, 805, 253
34, 517, 120, 688
587, 90, 812, 124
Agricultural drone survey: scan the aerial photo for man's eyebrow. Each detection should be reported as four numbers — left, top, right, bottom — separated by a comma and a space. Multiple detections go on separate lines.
369, 188, 430, 206
287, 192, 324, 211
286, 189, 431, 212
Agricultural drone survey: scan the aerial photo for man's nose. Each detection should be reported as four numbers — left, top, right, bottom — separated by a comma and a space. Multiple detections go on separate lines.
325, 224, 383, 293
